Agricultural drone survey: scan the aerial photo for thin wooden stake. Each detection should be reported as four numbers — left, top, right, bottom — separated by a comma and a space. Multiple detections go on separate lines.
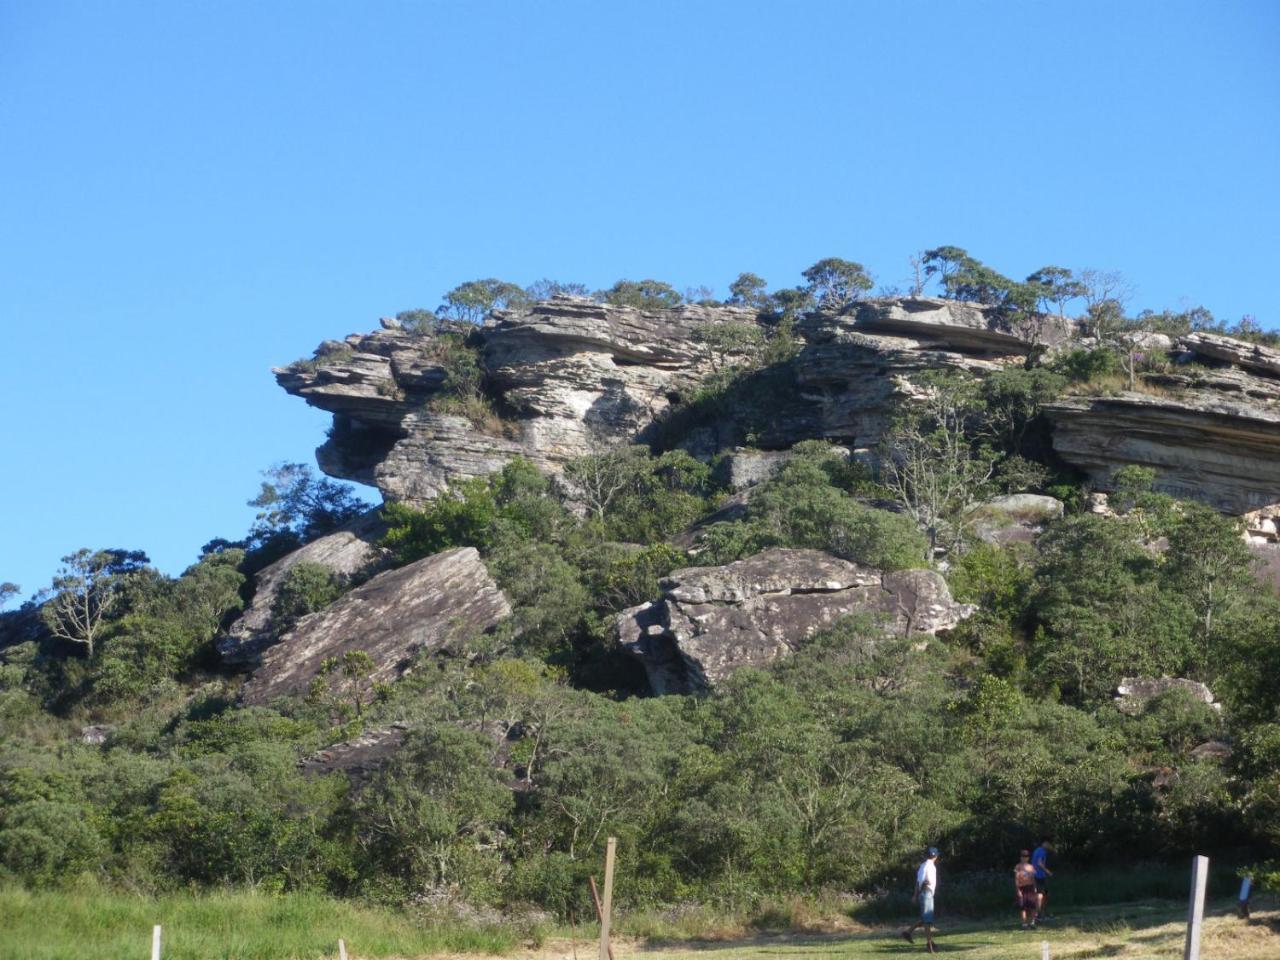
589, 877, 615, 960
151, 925, 162, 960
1041, 940, 1050, 960
599, 837, 617, 960
1184, 854, 1209, 960
338, 938, 348, 960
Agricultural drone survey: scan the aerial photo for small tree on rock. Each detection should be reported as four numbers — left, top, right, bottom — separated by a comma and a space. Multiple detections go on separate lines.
801, 258, 873, 311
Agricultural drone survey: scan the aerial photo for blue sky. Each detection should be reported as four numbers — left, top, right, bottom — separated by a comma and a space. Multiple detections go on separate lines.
1, 0, 1278, 604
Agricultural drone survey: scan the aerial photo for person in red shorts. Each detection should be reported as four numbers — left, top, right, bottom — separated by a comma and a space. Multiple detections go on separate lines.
1015, 850, 1039, 929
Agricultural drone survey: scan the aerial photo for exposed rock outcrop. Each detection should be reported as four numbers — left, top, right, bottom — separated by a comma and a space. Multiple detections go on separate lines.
277, 296, 756, 504
793, 298, 1032, 452
219, 509, 391, 666
279, 296, 1039, 505
240, 547, 511, 706
1114, 676, 1219, 714
1045, 390, 1280, 515
1181, 332, 1280, 380
618, 548, 974, 695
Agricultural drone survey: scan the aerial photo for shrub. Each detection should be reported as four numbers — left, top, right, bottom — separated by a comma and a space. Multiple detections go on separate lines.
271, 563, 346, 631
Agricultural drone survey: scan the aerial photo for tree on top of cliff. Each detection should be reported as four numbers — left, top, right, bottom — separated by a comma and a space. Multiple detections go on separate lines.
1025, 266, 1086, 318
438, 279, 530, 323
598, 278, 683, 310
727, 272, 770, 310
801, 257, 873, 311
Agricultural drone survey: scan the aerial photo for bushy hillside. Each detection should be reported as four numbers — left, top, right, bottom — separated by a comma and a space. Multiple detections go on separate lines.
3, 256, 1279, 916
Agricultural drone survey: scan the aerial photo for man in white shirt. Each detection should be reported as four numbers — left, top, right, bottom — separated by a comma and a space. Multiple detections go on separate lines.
901, 846, 940, 953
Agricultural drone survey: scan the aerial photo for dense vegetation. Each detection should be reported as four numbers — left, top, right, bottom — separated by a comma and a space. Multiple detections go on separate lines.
2, 253, 1278, 924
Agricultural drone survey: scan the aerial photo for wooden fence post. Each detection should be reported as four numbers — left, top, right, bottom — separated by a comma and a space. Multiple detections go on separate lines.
598, 837, 617, 960
338, 938, 348, 960
1041, 940, 1049, 960
151, 925, 161, 960
1184, 854, 1208, 960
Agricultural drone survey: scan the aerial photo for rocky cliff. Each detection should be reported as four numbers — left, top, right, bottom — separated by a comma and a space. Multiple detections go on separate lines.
278, 295, 1032, 502
279, 295, 1280, 521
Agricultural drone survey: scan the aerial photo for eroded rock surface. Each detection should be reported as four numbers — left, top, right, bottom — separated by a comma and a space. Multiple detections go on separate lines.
793, 298, 1032, 452
240, 547, 511, 705
219, 509, 391, 666
1114, 677, 1219, 714
277, 296, 754, 504
618, 548, 974, 694
1046, 391, 1280, 515
279, 296, 1042, 505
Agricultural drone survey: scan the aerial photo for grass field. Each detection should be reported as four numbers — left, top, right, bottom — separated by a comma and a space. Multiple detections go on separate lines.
1, 889, 1274, 960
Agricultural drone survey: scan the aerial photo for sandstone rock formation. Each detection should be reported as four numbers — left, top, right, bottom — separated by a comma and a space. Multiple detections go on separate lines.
791, 298, 1035, 455
277, 296, 757, 504
1045, 389, 1280, 515
219, 508, 391, 666
618, 548, 974, 695
278, 296, 1036, 505
1114, 676, 1219, 714
240, 547, 511, 705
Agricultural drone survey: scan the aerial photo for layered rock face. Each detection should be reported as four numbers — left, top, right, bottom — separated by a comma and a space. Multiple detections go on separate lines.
278, 294, 1280, 521
219, 508, 391, 666
792, 298, 1033, 454
1046, 384, 1280, 515
240, 546, 511, 705
278, 296, 1032, 505
277, 297, 756, 504
617, 548, 974, 695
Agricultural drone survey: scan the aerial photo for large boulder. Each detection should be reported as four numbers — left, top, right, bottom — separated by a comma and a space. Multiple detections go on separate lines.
219, 508, 391, 666
618, 548, 974, 694
240, 547, 511, 705
1114, 677, 1219, 715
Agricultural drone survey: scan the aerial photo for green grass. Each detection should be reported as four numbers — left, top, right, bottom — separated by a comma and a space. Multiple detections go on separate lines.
0, 888, 517, 960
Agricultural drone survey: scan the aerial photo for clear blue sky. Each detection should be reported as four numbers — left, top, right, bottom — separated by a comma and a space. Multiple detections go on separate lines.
2, 1, 1278, 605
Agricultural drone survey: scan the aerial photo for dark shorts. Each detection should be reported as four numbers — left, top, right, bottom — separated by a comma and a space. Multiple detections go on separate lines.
1035, 878, 1048, 895
1018, 887, 1039, 910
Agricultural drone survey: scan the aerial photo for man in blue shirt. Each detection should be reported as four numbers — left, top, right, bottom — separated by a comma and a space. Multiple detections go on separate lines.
1031, 837, 1054, 918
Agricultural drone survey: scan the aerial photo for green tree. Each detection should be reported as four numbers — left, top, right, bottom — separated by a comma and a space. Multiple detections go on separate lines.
525, 278, 590, 300
39, 548, 149, 657
598, 279, 683, 310
1025, 265, 1086, 317
0, 584, 19, 609
1031, 513, 1188, 703
879, 373, 1000, 557
727, 272, 770, 309
1163, 503, 1255, 674
353, 725, 514, 896
801, 257, 873, 311
271, 562, 346, 631
248, 462, 365, 549
438, 278, 529, 323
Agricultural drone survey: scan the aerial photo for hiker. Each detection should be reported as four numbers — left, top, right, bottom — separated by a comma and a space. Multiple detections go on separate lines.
1015, 849, 1039, 929
1032, 836, 1054, 918
1238, 873, 1253, 919
902, 846, 940, 954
